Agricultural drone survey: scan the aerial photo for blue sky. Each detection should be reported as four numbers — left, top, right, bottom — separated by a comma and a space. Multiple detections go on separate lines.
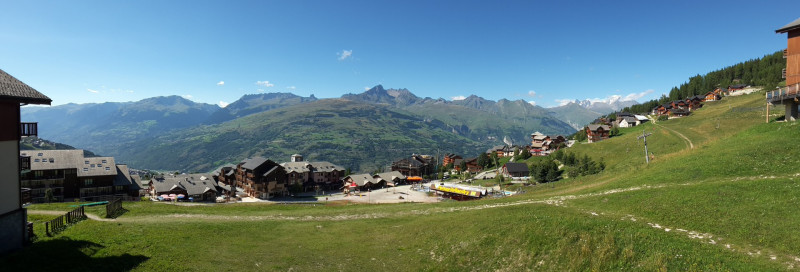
1, 0, 798, 108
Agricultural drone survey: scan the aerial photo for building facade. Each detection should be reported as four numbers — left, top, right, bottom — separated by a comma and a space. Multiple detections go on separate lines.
0, 68, 51, 254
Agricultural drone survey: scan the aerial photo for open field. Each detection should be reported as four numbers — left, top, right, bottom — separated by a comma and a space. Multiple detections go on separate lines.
5, 91, 800, 271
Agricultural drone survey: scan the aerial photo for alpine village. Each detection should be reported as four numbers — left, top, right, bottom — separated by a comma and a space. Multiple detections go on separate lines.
2, 9, 800, 272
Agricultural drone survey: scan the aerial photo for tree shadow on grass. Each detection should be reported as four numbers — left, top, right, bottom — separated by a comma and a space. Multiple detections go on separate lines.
0, 238, 148, 271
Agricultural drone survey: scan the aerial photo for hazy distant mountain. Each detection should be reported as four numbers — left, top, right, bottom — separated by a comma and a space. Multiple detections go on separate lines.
341, 85, 422, 106
22, 95, 218, 156
547, 102, 603, 130
205, 92, 317, 124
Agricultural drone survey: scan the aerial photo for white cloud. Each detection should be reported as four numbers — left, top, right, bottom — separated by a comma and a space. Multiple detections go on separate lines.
528, 101, 536, 106
182, 94, 193, 99
623, 89, 654, 101
87, 88, 99, 93
256, 81, 274, 87
218, 101, 229, 108
527, 90, 536, 97
451, 95, 467, 101
555, 99, 574, 106
217, 81, 225, 86
338, 50, 353, 61
287, 86, 296, 90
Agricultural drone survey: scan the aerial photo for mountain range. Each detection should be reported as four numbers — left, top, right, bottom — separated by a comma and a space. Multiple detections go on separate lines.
22, 86, 631, 172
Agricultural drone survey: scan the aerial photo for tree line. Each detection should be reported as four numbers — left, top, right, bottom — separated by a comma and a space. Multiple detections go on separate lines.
622, 51, 785, 114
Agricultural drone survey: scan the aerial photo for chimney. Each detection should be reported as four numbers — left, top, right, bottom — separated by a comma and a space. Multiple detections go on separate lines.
291, 154, 303, 162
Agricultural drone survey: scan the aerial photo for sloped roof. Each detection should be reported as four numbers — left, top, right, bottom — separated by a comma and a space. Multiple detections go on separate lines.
776, 17, 800, 33
374, 171, 406, 181
241, 157, 269, 170
113, 164, 136, 187
504, 163, 529, 174
281, 161, 344, 173
151, 174, 218, 195
587, 124, 610, 131
22, 149, 117, 177
344, 174, 378, 187
0, 69, 51, 104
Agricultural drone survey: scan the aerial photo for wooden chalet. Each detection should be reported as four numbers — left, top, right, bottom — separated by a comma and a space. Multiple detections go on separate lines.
391, 154, 434, 177
585, 124, 611, 143
442, 153, 462, 167
234, 157, 287, 199
281, 154, 345, 192
767, 17, 800, 121
0, 68, 51, 254
705, 91, 721, 101
149, 174, 218, 202
686, 95, 705, 111
502, 163, 529, 178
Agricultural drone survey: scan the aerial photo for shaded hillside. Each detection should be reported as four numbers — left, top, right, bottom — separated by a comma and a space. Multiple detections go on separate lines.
115, 99, 486, 172
20, 136, 99, 157
22, 96, 219, 156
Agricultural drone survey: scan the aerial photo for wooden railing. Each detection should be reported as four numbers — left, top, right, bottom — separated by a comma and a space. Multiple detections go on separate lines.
767, 84, 800, 103
45, 206, 85, 236
106, 198, 123, 218
20, 156, 30, 171
20, 122, 38, 137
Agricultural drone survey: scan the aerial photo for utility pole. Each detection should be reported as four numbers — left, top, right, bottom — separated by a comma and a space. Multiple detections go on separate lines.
638, 129, 653, 164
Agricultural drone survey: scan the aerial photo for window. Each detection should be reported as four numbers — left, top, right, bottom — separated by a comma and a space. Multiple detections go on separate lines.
105, 167, 110, 171
49, 158, 54, 163
91, 164, 95, 168
84, 179, 93, 186
83, 168, 89, 172
85, 161, 89, 164
102, 160, 107, 163
37, 153, 43, 156
34, 159, 40, 162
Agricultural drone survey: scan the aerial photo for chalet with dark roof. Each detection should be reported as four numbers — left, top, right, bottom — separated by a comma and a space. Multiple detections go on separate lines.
149, 174, 218, 201
585, 124, 611, 143
0, 68, 51, 254
234, 157, 287, 199
391, 154, 434, 177
442, 153, 462, 167
281, 154, 345, 191
705, 91, 721, 101
502, 163, 529, 177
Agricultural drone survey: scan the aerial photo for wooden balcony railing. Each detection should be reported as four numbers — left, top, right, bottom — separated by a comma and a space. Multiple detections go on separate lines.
20, 156, 31, 171
21, 188, 32, 206
782, 68, 787, 79
20, 122, 38, 137
784, 49, 788, 58
767, 83, 800, 103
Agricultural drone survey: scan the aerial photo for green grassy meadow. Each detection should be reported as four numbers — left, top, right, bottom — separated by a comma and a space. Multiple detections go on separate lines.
5, 91, 800, 271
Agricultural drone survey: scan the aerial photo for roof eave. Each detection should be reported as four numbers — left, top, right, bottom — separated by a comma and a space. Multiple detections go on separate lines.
0, 95, 52, 105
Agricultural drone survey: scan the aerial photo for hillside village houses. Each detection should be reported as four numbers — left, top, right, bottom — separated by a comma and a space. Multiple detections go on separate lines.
585, 124, 611, 143
149, 174, 217, 201
0, 68, 52, 254
390, 154, 434, 177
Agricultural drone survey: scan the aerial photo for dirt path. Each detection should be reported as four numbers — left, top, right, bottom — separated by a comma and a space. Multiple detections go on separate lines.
655, 122, 694, 149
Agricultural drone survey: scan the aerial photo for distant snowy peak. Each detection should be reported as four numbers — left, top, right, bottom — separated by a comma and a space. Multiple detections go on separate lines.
572, 97, 638, 114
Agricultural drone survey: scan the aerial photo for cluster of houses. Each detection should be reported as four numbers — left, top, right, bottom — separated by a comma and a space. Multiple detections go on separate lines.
484, 132, 568, 159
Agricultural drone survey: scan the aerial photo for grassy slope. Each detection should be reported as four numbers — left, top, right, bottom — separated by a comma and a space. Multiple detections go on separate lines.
5, 91, 800, 271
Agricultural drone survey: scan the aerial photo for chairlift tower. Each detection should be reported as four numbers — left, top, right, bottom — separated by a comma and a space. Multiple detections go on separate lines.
637, 129, 653, 164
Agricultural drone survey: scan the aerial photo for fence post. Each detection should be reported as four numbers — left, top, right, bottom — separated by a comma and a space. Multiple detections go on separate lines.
45, 221, 50, 236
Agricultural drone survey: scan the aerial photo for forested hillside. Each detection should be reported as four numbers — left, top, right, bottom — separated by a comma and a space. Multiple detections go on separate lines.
623, 51, 784, 114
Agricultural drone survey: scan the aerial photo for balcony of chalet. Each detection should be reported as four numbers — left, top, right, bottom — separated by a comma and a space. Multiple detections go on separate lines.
20, 122, 38, 137
767, 84, 800, 103
20, 155, 30, 171
20, 188, 32, 207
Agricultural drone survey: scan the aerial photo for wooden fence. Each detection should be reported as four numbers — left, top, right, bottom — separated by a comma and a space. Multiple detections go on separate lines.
45, 206, 85, 236
106, 198, 123, 218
